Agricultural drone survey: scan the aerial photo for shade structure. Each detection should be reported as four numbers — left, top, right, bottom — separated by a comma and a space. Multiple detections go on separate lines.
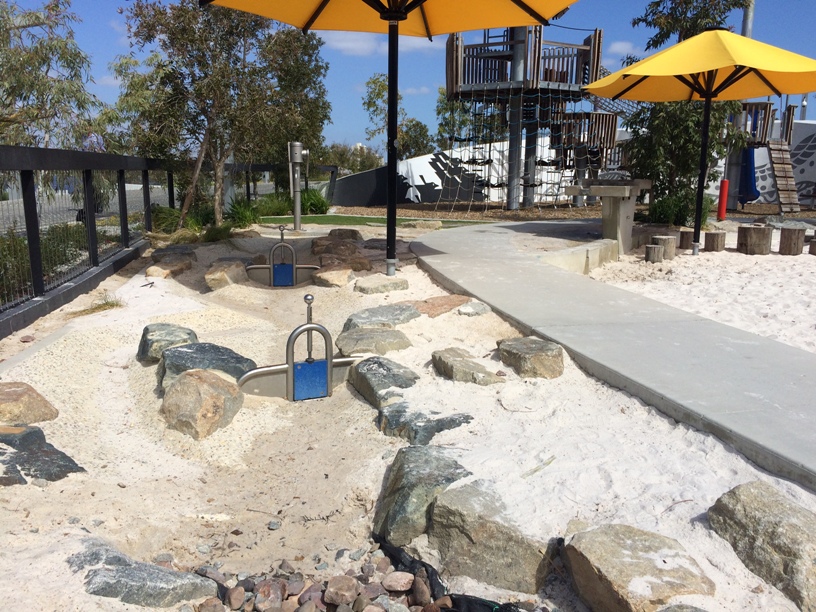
585, 28, 816, 252
201, 0, 578, 274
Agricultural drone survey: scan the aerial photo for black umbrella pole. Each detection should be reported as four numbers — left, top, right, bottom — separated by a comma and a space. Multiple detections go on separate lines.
386, 21, 399, 276
693, 98, 713, 255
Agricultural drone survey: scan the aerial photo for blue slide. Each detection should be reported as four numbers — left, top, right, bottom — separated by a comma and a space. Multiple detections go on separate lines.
739, 148, 760, 204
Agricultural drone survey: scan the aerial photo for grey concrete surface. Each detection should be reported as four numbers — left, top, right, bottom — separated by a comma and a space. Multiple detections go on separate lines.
412, 221, 816, 493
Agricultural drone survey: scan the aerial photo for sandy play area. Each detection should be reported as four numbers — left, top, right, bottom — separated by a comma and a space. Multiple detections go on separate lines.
1, 221, 815, 611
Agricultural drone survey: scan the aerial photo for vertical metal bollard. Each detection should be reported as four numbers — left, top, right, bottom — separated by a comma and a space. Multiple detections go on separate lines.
289, 142, 304, 231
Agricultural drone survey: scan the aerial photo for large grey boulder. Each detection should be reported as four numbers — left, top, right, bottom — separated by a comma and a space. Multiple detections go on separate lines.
373, 446, 471, 547
432, 348, 505, 386
336, 328, 412, 357
377, 402, 472, 445
428, 481, 549, 593
145, 254, 193, 279
158, 343, 256, 390
497, 337, 564, 379
563, 524, 715, 612
313, 266, 356, 288
137, 323, 199, 363
329, 228, 364, 241
349, 357, 419, 409
342, 304, 421, 332
708, 480, 816, 610
68, 539, 217, 607
0, 382, 59, 425
355, 275, 409, 295
152, 245, 198, 263
0, 425, 84, 486
160, 370, 244, 440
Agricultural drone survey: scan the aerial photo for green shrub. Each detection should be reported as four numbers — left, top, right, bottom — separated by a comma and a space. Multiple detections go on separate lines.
202, 222, 234, 242
151, 206, 182, 234
225, 197, 259, 228
185, 202, 215, 231
256, 192, 292, 216
301, 189, 330, 215
650, 188, 714, 227
0, 227, 31, 305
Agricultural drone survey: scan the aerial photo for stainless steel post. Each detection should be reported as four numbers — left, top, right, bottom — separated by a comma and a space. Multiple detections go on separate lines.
289, 142, 304, 230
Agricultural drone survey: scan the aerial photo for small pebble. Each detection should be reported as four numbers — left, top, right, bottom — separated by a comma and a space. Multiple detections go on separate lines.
197, 544, 211, 554
267, 520, 282, 531
67, 516, 80, 525
315, 562, 329, 571
349, 548, 367, 561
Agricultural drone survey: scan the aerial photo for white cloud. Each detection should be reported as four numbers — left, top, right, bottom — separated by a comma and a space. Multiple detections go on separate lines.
403, 86, 431, 95
97, 75, 121, 87
607, 40, 641, 58
319, 31, 445, 56
109, 19, 129, 48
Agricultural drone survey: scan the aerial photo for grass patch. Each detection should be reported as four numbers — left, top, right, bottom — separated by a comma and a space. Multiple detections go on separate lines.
68, 291, 125, 318
257, 214, 487, 227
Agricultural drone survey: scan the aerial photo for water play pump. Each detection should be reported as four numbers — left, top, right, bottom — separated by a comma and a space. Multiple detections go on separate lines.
245, 225, 319, 287
237, 295, 359, 401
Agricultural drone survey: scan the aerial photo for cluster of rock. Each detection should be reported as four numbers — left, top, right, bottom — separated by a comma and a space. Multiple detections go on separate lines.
137, 323, 256, 440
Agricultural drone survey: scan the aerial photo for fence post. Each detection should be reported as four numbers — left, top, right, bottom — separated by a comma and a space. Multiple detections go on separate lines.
83, 169, 99, 267
167, 171, 175, 209
20, 169, 45, 296
118, 170, 129, 248
142, 169, 152, 232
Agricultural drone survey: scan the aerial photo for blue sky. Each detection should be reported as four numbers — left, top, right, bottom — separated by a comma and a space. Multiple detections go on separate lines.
20, 0, 816, 149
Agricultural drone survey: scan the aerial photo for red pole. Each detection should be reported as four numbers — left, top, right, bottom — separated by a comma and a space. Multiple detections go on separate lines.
717, 178, 729, 221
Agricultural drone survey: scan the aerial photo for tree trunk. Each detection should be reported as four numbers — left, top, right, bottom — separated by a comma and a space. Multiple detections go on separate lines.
704, 231, 726, 252
645, 244, 664, 263
177, 128, 210, 231
779, 227, 805, 256
736, 225, 772, 255
213, 159, 225, 226
651, 235, 676, 260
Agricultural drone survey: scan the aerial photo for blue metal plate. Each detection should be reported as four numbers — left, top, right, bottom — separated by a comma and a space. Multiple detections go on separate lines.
293, 360, 328, 401
273, 263, 294, 287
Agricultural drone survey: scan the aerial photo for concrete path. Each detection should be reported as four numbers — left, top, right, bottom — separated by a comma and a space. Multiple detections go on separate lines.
412, 221, 816, 492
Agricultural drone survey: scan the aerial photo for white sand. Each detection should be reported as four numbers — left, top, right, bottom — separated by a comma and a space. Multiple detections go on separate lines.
0, 222, 814, 611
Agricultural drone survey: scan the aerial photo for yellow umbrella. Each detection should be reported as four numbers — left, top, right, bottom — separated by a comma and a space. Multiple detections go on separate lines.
585, 28, 816, 252
201, 0, 578, 274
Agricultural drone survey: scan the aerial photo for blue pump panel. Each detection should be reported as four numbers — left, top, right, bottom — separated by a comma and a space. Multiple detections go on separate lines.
293, 359, 329, 401
273, 263, 294, 287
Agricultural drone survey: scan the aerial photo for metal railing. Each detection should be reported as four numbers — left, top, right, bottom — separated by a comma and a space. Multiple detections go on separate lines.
0, 145, 285, 328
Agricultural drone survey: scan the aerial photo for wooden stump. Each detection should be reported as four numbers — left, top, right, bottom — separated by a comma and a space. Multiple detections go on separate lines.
651, 235, 676, 260
779, 227, 806, 255
736, 225, 772, 255
678, 228, 694, 250
704, 231, 726, 252
809, 239, 816, 255
645, 244, 664, 263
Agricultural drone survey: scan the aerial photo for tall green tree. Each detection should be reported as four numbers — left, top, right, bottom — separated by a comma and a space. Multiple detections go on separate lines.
435, 86, 472, 150
0, 0, 99, 147
362, 72, 434, 159
118, 0, 330, 226
623, 0, 749, 225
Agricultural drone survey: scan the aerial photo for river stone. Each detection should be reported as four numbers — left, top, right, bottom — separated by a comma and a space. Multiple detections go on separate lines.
137, 323, 199, 363
343, 304, 421, 332
431, 348, 504, 386
373, 446, 471, 547
68, 539, 217, 607
458, 302, 491, 317
205, 260, 249, 290
0, 382, 59, 425
404, 295, 470, 318
497, 337, 564, 379
152, 244, 198, 263
428, 481, 549, 593
336, 328, 411, 357
381, 571, 414, 592
324, 575, 361, 605
158, 343, 256, 390
145, 254, 193, 278
329, 228, 364, 241
708, 480, 816, 611
313, 266, 356, 288
312, 239, 363, 258
160, 370, 243, 440
349, 357, 419, 409
0, 425, 84, 485
355, 275, 409, 295
377, 402, 472, 445
563, 524, 715, 612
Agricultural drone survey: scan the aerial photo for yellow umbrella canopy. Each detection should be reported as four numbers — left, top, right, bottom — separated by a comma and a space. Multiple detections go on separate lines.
585, 28, 816, 252
586, 28, 816, 102
201, 0, 577, 274
205, 0, 577, 37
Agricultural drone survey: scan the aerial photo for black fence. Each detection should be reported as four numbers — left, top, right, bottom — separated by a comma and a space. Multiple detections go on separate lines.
0, 145, 279, 337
